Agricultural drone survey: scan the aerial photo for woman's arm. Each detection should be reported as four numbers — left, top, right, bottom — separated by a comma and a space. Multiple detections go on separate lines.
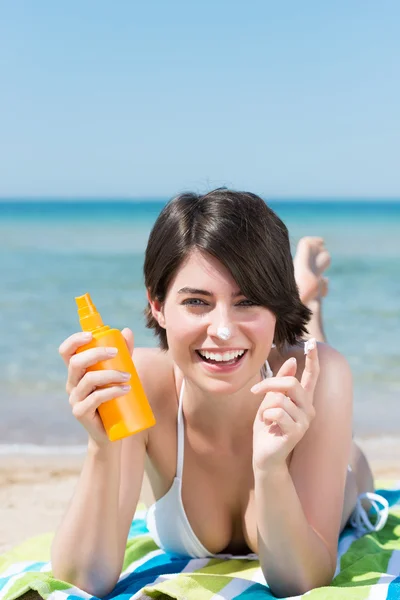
51, 346, 160, 597
254, 344, 353, 597
51, 431, 147, 597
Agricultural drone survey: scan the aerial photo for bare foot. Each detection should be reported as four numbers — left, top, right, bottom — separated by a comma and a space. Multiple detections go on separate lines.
293, 237, 331, 305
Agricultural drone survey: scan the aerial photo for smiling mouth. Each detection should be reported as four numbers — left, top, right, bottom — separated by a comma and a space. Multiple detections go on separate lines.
195, 349, 248, 366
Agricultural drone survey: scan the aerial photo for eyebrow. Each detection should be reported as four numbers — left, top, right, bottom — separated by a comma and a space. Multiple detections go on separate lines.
177, 287, 243, 298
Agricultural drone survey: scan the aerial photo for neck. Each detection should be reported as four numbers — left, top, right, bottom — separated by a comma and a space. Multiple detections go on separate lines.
181, 370, 264, 448
176, 348, 282, 448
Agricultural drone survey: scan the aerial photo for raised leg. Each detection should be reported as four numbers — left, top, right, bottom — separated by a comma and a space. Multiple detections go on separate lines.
293, 236, 330, 343
293, 237, 376, 532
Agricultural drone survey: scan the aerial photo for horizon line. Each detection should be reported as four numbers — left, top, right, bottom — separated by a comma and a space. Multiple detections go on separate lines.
1, 195, 400, 203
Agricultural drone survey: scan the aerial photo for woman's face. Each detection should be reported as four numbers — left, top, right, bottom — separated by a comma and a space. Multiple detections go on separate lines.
157, 249, 276, 393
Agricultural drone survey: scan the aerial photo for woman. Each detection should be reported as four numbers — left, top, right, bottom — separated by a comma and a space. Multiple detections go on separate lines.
51, 189, 387, 598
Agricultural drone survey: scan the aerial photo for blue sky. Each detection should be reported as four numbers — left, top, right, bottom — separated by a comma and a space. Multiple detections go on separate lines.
1, 1, 399, 198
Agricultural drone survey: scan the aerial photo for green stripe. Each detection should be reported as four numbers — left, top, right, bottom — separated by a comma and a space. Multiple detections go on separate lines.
195, 557, 260, 580
3, 573, 71, 600
122, 535, 158, 570
144, 573, 233, 600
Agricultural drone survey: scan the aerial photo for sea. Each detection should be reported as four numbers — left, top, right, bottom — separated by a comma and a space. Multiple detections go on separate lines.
1, 199, 399, 453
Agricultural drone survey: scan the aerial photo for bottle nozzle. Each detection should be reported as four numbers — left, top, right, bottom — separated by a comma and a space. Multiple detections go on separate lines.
75, 293, 104, 332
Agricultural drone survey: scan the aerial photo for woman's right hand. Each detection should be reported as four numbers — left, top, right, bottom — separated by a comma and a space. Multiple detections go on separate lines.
58, 328, 134, 448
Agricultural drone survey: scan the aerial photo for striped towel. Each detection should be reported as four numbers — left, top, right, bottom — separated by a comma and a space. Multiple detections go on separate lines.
1, 481, 399, 600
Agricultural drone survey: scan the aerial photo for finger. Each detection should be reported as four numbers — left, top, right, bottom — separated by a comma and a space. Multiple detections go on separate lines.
67, 346, 119, 392
301, 338, 320, 394
296, 237, 324, 259
250, 357, 297, 395
275, 357, 297, 379
71, 384, 131, 419
251, 375, 299, 396
260, 392, 302, 423
315, 249, 331, 273
320, 277, 329, 298
251, 376, 307, 410
59, 332, 93, 366
72, 369, 131, 404
121, 328, 134, 356
261, 407, 295, 434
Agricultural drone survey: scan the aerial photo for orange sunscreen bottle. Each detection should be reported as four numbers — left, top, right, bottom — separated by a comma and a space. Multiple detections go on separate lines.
75, 293, 155, 441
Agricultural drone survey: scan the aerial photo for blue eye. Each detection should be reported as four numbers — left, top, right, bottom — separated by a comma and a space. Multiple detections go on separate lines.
182, 298, 257, 307
182, 298, 207, 306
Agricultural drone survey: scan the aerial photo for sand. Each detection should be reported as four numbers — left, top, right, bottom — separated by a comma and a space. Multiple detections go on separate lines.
1, 436, 399, 555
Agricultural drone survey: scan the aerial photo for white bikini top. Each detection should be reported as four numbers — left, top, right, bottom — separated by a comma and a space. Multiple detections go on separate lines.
145, 361, 274, 558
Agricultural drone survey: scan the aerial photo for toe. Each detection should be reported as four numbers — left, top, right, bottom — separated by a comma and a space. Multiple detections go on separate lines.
315, 249, 331, 274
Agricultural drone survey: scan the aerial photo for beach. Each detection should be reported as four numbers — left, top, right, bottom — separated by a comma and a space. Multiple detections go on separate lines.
0, 451, 155, 554
1, 200, 399, 555
1, 435, 400, 555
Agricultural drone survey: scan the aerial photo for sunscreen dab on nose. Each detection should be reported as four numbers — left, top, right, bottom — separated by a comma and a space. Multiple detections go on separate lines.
75, 293, 155, 441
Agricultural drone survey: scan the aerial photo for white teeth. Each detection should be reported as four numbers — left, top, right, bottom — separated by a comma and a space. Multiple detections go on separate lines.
198, 349, 245, 362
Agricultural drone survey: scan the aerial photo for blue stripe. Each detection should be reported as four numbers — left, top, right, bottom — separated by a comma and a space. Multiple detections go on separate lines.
102, 557, 190, 599
128, 518, 149, 538
233, 582, 274, 599
386, 575, 400, 600
375, 488, 400, 507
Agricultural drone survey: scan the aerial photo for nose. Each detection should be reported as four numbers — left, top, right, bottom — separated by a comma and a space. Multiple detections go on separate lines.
207, 308, 235, 341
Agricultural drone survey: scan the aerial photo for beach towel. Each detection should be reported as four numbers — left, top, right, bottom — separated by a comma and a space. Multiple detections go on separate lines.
1, 480, 399, 600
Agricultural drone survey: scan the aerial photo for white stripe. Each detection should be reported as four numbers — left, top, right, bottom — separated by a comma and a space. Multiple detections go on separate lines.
251, 568, 266, 584
181, 558, 210, 573
209, 577, 254, 600
133, 510, 147, 520
387, 549, 400, 576
366, 579, 394, 600
47, 587, 92, 600
39, 561, 52, 573
334, 530, 359, 577
127, 573, 177, 600
0, 572, 31, 600
0, 561, 38, 579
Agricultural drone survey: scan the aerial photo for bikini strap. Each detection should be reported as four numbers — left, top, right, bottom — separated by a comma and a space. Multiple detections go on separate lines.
264, 359, 273, 378
176, 378, 186, 479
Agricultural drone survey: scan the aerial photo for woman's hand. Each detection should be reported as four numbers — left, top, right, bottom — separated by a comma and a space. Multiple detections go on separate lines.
251, 339, 319, 472
58, 328, 134, 449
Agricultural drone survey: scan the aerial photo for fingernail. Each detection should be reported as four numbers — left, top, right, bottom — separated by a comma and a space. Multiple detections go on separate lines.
304, 338, 316, 355
106, 347, 118, 356
121, 384, 131, 392
251, 384, 261, 393
120, 372, 131, 381
82, 332, 92, 340
288, 357, 297, 364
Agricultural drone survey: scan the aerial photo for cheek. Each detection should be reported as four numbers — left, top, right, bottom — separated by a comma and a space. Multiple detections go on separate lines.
248, 312, 276, 344
164, 306, 204, 347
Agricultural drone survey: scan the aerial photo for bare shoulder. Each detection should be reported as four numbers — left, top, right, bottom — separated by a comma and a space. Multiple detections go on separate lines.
282, 340, 352, 391
313, 341, 352, 399
132, 346, 176, 412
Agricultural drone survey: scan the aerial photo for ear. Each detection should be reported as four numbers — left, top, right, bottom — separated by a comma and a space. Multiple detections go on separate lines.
146, 289, 166, 329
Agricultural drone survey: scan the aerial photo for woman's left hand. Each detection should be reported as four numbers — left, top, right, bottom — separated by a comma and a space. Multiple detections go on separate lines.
251, 339, 320, 472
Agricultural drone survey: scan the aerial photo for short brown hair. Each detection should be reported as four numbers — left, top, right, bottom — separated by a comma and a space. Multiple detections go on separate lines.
144, 188, 311, 350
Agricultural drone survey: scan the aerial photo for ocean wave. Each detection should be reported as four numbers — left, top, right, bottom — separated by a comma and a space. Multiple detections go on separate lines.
0, 443, 87, 456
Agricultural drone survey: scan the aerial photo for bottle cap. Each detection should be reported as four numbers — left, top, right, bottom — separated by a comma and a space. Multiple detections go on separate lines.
75, 293, 104, 332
